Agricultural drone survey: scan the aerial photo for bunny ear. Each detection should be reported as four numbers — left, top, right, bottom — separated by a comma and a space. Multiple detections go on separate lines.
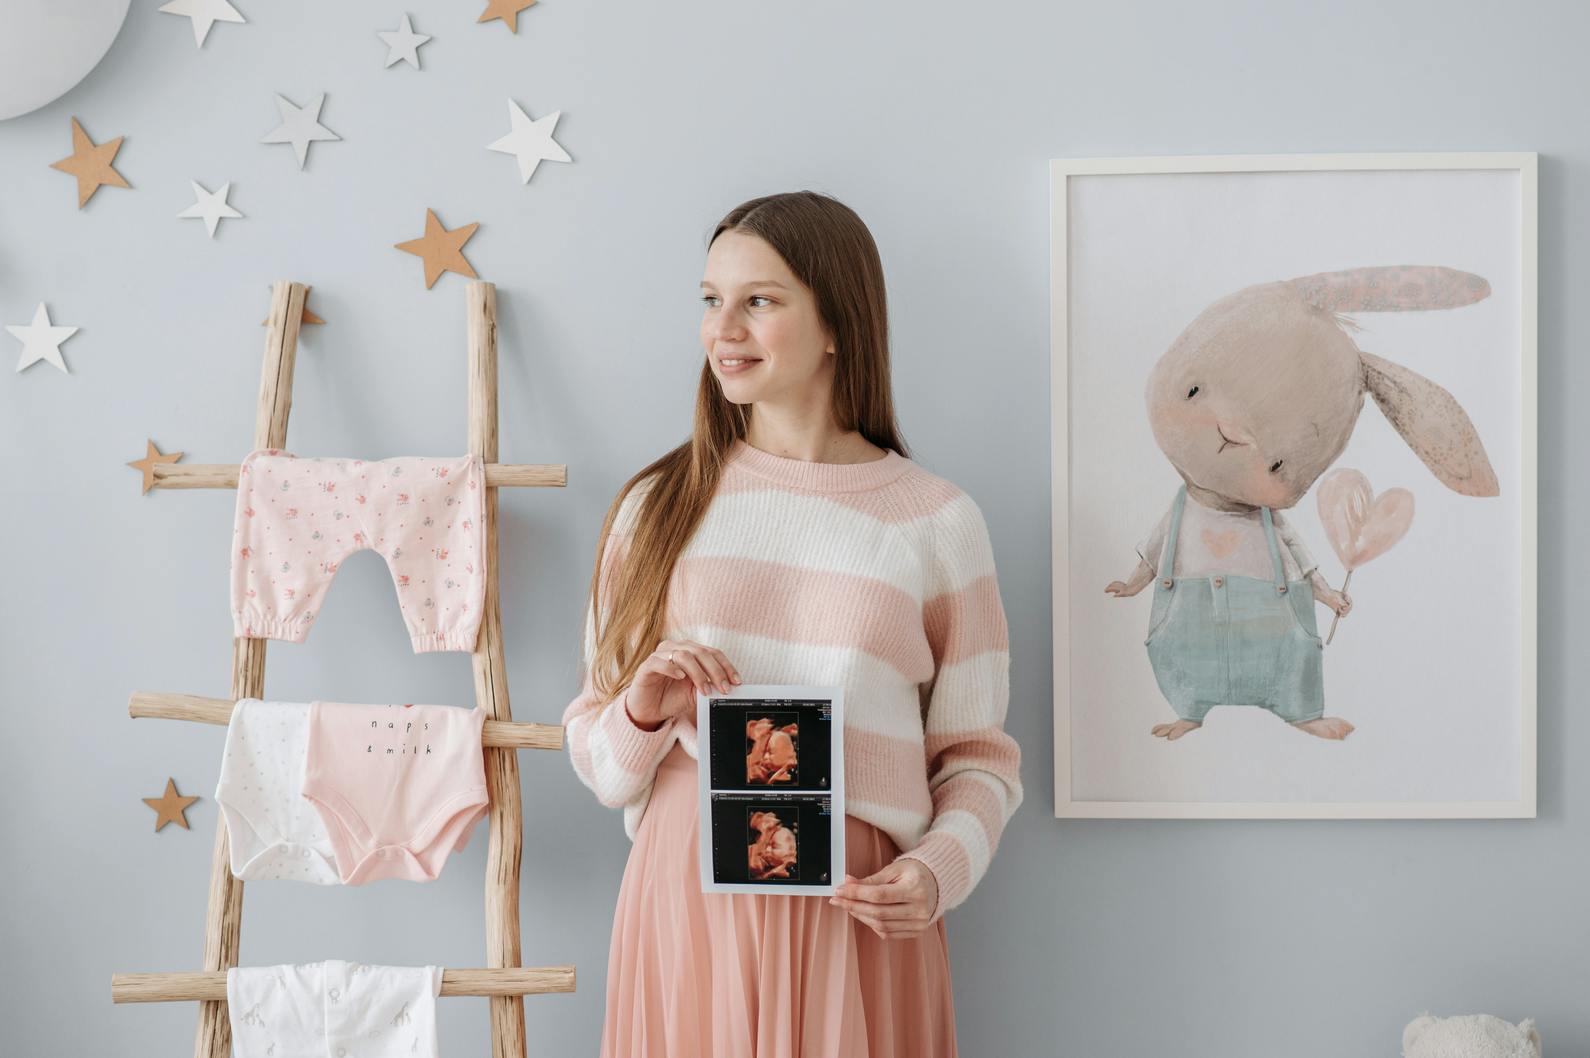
1291, 266, 1491, 312
1361, 352, 1499, 496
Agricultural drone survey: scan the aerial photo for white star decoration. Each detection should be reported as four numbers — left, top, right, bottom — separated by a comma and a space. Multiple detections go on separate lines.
486, 100, 571, 184
177, 180, 243, 237
8, 303, 80, 374
261, 93, 340, 170
378, 14, 432, 69
158, 0, 246, 48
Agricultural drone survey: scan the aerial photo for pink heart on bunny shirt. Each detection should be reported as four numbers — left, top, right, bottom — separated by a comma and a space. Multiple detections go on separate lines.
1316, 469, 1415, 569
1201, 528, 1241, 559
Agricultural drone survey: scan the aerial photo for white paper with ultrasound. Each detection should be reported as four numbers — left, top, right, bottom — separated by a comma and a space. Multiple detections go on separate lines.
696, 683, 844, 895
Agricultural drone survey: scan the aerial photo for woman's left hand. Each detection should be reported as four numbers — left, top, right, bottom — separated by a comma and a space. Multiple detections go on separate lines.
829, 858, 939, 939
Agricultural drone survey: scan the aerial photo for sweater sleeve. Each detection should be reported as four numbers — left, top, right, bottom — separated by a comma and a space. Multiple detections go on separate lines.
895, 493, 1023, 922
562, 519, 678, 811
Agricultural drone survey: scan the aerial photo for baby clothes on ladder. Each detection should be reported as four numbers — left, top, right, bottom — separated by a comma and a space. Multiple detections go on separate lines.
302, 702, 489, 885
215, 699, 340, 885
226, 959, 443, 1058
230, 448, 486, 653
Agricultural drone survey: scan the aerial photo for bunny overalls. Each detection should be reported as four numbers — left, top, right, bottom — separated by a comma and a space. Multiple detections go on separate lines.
1144, 486, 1325, 724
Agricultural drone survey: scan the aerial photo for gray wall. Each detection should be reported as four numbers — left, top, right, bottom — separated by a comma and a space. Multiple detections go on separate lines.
1, 1, 1580, 1055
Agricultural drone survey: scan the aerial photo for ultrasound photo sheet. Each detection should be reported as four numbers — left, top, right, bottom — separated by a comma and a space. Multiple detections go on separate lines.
695, 684, 845, 896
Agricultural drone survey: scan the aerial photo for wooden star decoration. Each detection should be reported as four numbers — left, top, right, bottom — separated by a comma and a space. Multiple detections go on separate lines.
261, 284, 325, 326
49, 117, 131, 208
395, 209, 479, 288
127, 439, 184, 495
143, 777, 200, 832
477, 0, 537, 33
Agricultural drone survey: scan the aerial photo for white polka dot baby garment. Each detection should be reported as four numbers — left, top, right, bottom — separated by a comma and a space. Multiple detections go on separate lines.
215, 699, 340, 884
226, 959, 443, 1058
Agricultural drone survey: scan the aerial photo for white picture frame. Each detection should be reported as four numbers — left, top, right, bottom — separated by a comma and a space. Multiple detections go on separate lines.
1050, 152, 1537, 819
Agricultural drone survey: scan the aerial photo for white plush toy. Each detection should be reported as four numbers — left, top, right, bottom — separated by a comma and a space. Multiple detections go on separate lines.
1403, 1013, 1541, 1058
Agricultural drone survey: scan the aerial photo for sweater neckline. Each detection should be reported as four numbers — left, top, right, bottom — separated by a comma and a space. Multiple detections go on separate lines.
727, 437, 912, 493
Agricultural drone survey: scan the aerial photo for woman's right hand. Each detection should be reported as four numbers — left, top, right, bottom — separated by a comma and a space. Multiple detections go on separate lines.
624, 638, 741, 731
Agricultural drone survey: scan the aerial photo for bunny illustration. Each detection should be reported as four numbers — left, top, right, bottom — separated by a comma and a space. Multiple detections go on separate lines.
1104, 266, 1498, 741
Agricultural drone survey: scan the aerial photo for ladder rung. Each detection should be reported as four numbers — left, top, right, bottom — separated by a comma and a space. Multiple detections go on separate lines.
111, 967, 576, 1003
128, 692, 564, 751
146, 462, 567, 490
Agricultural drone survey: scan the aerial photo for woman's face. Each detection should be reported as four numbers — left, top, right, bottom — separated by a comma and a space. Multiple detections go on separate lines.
700, 229, 833, 406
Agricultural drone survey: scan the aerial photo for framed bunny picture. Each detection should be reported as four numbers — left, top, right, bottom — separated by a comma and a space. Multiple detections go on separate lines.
1050, 152, 1537, 819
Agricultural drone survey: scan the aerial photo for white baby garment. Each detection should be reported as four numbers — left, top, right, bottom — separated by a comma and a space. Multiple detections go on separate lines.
227, 960, 443, 1058
215, 699, 340, 884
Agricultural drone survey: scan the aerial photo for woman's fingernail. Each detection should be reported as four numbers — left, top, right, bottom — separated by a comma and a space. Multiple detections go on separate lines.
732, 674, 742, 683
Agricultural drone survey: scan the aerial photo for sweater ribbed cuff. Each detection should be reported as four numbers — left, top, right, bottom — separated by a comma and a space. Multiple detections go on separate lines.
601, 688, 674, 773
897, 830, 974, 925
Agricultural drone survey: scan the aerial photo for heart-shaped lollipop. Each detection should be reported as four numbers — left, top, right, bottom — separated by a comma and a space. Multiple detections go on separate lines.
1315, 469, 1415, 643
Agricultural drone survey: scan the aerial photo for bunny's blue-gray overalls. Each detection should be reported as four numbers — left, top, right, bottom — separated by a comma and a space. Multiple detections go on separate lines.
1144, 486, 1325, 724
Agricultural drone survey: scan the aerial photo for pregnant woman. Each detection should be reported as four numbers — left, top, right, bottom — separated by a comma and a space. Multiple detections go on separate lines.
562, 190, 1023, 1057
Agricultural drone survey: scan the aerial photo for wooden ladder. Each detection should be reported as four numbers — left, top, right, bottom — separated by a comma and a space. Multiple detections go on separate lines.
109, 280, 575, 1058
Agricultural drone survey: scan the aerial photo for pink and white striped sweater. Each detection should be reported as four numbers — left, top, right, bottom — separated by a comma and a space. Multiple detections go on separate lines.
562, 437, 1023, 921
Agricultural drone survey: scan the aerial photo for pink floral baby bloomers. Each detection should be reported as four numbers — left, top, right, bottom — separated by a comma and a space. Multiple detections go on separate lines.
230, 449, 485, 653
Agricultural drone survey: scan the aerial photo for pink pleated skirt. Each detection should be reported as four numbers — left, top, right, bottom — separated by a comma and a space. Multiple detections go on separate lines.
599, 741, 958, 1058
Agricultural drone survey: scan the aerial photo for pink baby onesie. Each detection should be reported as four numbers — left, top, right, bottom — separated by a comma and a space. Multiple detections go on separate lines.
301, 702, 489, 885
230, 448, 485, 653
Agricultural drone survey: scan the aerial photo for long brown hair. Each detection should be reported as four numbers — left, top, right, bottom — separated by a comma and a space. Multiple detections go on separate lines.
581, 190, 909, 701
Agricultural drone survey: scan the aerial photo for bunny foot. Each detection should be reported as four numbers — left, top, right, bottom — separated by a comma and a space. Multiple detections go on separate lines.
1290, 717, 1355, 740
1151, 720, 1202, 740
